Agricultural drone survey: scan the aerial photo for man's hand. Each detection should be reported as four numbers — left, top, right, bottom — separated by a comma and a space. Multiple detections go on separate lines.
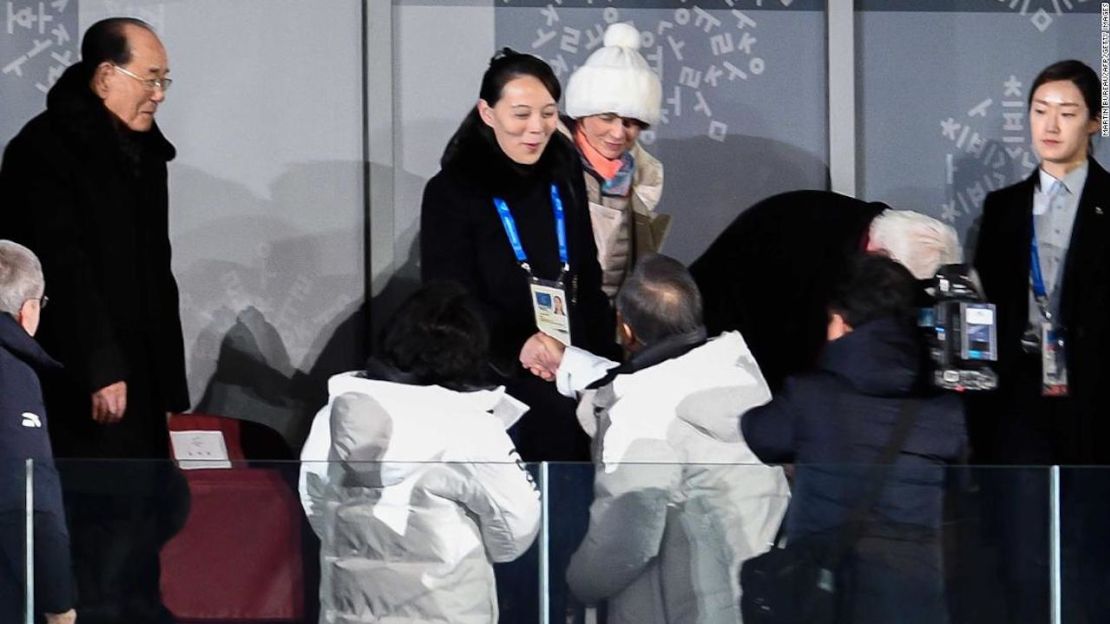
45, 609, 76, 624
519, 332, 566, 381
91, 381, 127, 424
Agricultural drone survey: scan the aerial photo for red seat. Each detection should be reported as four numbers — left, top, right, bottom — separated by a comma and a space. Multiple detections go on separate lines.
160, 413, 305, 622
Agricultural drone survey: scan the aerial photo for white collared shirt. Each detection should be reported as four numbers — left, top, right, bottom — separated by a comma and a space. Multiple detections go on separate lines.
1030, 163, 1086, 322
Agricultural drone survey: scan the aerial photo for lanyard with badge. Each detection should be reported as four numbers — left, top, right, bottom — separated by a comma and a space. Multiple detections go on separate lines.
493, 184, 573, 346
1027, 222, 1068, 396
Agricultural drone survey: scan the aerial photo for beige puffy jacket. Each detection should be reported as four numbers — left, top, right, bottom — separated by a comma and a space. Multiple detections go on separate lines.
560, 121, 668, 301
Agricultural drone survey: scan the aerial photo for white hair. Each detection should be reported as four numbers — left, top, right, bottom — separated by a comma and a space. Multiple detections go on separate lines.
0, 240, 44, 315
868, 210, 962, 280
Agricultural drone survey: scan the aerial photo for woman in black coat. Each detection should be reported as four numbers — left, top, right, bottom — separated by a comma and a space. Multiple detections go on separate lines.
420, 50, 614, 462
971, 59, 1110, 623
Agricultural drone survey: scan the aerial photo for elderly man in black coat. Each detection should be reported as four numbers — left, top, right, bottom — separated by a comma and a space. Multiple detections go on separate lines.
0, 18, 188, 624
690, 191, 886, 393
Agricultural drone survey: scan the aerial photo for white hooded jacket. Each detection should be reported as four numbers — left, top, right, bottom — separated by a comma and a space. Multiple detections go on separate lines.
299, 372, 541, 624
560, 332, 790, 624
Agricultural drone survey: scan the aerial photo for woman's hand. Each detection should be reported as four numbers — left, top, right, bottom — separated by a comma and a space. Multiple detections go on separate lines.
519, 332, 566, 381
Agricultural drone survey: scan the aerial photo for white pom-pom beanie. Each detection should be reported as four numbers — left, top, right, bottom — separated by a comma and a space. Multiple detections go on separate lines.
564, 23, 662, 126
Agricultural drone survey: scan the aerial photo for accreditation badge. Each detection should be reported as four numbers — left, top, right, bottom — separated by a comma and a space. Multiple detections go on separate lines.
529, 278, 572, 346
1040, 321, 1069, 397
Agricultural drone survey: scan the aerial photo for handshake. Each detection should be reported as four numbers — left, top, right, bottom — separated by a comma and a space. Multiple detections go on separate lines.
519, 331, 567, 382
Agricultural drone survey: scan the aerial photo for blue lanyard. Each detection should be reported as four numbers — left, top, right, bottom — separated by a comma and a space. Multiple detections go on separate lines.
492, 184, 570, 275
1029, 217, 1052, 319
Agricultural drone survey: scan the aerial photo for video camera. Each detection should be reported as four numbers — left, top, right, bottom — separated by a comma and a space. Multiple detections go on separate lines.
918, 264, 998, 392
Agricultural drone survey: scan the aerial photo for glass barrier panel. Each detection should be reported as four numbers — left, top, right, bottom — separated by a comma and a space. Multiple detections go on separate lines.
545, 462, 1074, 624
1058, 466, 1110, 623
2, 458, 31, 624
37, 458, 1110, 623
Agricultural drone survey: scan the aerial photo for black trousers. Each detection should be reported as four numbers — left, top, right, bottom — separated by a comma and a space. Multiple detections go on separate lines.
978, 354, 1110, 624
0, 510, 73, 622
58, 461, 189, 624
505, 373, 590, 463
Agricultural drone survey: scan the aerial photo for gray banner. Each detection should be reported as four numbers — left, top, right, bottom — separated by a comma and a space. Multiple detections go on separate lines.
0, 0, 79, 148
858, 10, 1110, 253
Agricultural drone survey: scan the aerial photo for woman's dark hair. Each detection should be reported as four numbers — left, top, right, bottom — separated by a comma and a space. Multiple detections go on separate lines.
828, 253, 918, 329
442, 49, 561, 168
1029, 59, 1102, 121
479, 47, 561, 106
379, 281, 489, 390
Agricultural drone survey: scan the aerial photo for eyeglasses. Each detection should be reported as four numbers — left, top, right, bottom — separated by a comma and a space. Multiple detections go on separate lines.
38, 295, 48, 310
112, 64, 173, 92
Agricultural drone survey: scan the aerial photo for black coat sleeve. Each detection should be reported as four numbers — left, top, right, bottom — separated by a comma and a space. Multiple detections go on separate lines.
420, 173, 521, 364
741, 379, 800, 463
971, 190, 1002, 294
148, 170, 189, 412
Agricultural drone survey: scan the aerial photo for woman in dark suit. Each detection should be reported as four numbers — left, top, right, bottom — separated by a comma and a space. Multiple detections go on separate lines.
420, 50, 614, 462
421, 48, 616, 624
972, 59, 1110, 623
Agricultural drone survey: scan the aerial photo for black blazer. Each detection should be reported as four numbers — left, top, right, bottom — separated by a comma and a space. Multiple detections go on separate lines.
972, 157, 1110, 462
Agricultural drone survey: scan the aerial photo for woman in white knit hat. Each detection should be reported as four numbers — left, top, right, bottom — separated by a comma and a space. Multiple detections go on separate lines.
563, 22, 667, 302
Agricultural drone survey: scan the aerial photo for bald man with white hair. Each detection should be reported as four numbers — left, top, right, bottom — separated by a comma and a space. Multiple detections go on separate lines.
690, 190, 960, 393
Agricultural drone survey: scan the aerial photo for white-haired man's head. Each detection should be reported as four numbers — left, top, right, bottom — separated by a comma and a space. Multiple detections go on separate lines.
0, 240, 45, 336
867, 210, 962, 280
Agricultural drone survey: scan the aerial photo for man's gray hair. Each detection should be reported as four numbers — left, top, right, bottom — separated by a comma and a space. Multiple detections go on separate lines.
868, 209, 962, 280
616, 254, 703, 345
0, 240, 44, 315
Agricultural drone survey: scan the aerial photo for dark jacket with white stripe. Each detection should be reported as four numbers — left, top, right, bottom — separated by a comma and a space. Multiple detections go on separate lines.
0, 311, 72, 615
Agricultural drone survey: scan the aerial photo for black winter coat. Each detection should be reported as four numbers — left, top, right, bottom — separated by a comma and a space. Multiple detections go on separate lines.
742, 318, 966, 537
0, 64, 189, 458
420, 117, 615, 372
0, 314, 64, 513
690, 190, 886, 392
742, 318, 966, 624
0, 313, 73, 616
420, 116, 614, 461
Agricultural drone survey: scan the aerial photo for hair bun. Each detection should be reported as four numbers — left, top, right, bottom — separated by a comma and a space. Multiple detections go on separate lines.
603, 23, 641, 50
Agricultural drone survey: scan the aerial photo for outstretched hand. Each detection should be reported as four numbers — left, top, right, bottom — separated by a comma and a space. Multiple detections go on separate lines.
519, 332, 566, 382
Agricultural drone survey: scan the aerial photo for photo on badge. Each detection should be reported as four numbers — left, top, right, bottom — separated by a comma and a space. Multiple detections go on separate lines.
535, 291, 553, 311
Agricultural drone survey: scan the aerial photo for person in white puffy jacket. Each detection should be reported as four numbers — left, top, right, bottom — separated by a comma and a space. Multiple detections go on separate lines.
521, 255, 790, 624
299, 282, 541, 624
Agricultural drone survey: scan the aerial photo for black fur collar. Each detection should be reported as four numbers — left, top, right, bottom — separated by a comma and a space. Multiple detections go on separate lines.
46, 63, 176, 162
439, 111, 576, 200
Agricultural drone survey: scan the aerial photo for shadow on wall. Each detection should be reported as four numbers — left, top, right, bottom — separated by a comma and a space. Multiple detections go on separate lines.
651, 134, 828, 263
170, 130, 826, 453
172, 161, 366, 455
368, 227, 421, 354
869, 138, 1032, 263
